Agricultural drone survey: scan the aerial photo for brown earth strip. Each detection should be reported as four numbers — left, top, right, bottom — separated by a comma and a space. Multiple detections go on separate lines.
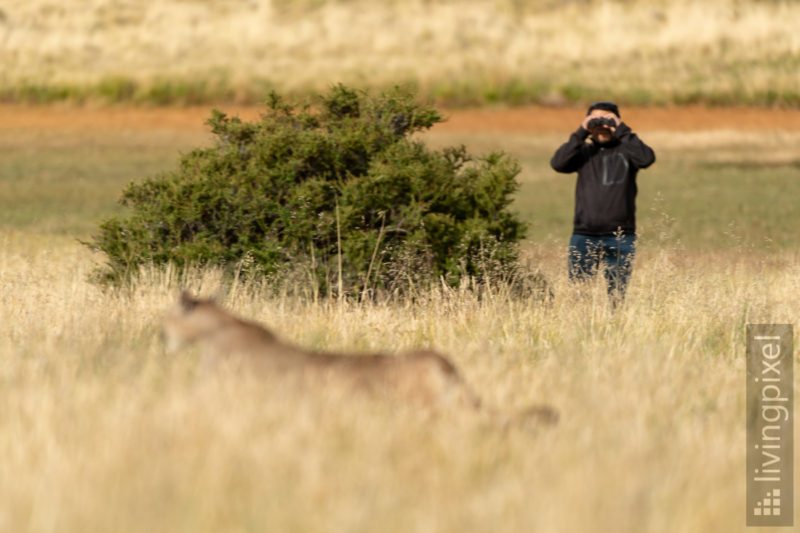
1, 104, 799, 133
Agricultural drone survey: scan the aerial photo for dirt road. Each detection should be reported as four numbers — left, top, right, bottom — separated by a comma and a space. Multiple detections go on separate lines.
2, 105, 798, 133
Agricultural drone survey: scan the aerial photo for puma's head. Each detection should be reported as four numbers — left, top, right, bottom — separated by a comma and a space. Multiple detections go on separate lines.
162, 290, 229, 352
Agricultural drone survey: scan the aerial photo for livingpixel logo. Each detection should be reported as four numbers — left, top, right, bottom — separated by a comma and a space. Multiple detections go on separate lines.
752, 488, 782, 517
746, 324, 793, 527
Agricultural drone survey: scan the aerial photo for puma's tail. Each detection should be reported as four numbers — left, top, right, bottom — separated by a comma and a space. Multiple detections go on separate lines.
514, 403, 560, 426
481, 402, 559, 431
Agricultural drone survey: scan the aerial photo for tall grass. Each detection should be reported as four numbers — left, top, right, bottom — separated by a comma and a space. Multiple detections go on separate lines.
2, 0, 799, 105
0, 229, 796, 532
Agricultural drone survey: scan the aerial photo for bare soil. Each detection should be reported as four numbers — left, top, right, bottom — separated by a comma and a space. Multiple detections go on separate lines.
2, 105, 799, 133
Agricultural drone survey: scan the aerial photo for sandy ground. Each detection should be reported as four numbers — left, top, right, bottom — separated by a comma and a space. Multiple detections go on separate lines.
2, 104, 799, 133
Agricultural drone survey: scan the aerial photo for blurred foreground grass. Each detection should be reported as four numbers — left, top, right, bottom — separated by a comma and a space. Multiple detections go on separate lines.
1, 228, 797, 532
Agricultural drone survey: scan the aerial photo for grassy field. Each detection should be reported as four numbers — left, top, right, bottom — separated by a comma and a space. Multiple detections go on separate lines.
4, 111, 798, 250
2, 0, 799, 106
1, 107, 799, 532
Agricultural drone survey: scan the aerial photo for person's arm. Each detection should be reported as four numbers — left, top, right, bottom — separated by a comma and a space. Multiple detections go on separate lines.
613, 122, 655, 169
550, 127, 591, 173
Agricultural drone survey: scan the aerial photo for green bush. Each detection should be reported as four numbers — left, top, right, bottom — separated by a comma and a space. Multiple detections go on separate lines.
87, 85, 532, 296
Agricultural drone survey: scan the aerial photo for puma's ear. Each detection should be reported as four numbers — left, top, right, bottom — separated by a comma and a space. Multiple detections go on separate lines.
179, 290, 199, 312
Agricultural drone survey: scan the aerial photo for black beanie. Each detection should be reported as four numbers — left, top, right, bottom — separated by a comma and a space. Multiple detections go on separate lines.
586, 101, 620, 117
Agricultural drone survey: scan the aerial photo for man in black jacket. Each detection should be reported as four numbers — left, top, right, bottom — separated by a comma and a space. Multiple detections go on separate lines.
550, 101, 655, 301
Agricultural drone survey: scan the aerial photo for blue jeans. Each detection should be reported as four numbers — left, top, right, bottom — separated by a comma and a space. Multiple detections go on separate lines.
568, 233, 636, 297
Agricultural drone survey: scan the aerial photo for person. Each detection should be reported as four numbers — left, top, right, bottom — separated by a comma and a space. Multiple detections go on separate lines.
550, 101, 656, 301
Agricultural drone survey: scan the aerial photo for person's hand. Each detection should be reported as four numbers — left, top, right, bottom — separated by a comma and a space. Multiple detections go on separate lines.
606, 113, 620, 132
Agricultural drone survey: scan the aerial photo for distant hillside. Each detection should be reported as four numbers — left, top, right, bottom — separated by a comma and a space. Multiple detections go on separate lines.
1, 0, 798, 106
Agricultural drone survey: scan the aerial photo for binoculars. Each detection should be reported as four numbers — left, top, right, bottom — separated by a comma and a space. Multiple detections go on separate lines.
587, 117, 616, 129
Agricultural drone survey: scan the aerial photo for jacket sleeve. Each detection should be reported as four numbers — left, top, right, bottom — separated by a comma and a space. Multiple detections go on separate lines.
614, 122, 656, 169
550, 128, 591, 173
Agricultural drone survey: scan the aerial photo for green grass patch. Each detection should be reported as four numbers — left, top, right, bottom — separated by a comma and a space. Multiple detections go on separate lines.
0, 77, 276, 107
2, 74, 799, 109
0, 143, 184, 237
514, 153, 800, 250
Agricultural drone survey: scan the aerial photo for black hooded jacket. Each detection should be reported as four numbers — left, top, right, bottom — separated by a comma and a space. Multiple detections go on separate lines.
550, 122, 655, 236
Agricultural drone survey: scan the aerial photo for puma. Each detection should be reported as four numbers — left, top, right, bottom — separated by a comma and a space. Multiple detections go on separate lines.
163, 291, 557, 425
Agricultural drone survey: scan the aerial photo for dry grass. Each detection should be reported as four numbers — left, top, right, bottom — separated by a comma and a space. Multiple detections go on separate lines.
1, 227, 797, 532
2, 0, 799, 104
